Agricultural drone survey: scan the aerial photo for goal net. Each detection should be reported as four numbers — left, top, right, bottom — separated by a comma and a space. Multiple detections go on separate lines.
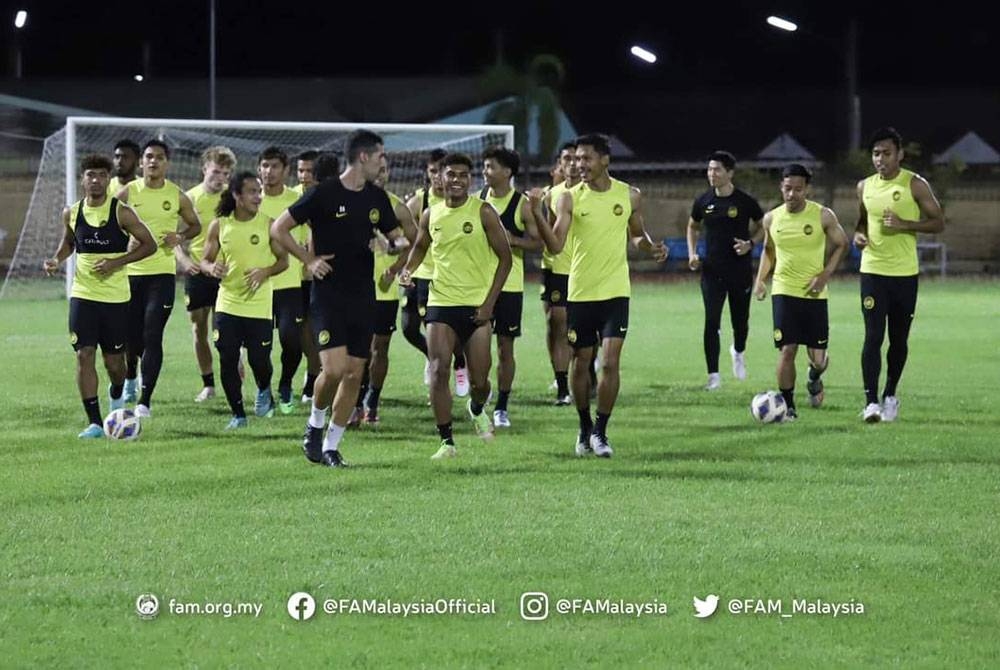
1, 117, 513, 300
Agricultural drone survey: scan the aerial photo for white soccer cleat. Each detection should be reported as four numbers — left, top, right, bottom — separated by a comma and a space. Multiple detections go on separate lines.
705, 373, 722, 391
454, 366, 470, 397
589, 433, 613, 458
135, 404, 152, 419
431, 442, 457, 460
881, 396, 899, 422
493, 409, 511, 428
730, 345, 747, 380
574, 434, 593, 457
194, 386, 215, 403
862, 402, 882, 423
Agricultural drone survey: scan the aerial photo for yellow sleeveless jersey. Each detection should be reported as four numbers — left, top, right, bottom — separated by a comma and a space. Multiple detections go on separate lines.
185, 183, 223, 263
482, 187, 526, 292
567, 179, 632, 302
373, 191, 403, 302
126, 179, 182, 276
861, 168, 921, 276
260, 186, 305, 290
413, 187, 443, 281
107, 176, 135, 198
770, 200, 827, 299
427, 196, 497, 307
543, 181, 572, 274
215, 211, 276, 319
69, 197, 130, 303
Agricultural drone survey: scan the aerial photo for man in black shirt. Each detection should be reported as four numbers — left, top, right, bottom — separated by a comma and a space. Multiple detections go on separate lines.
271, 130, 404, 467
686, 151, 764, 390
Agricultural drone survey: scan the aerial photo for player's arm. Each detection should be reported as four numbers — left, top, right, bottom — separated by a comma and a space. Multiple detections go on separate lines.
477, 202, 513, 324
42, 208, 77, 275
99, 203, 157, 276
854, 180, 870, 249
164, 192, 201, 248
173, 212, 201, 276
245, 226, 289, 292
405, 193, 423, 227
510, 196, 543, 252
199, 220, 227, 278
536, 190, 572, 254
627, 187, 668, 262
271, 209, 333, 279
399, 210, 430, 286
527, 187, 546, 234
883, 176, 945, 233
686, 213, 701, 271
806, 208, 849, 296
753, 212, 774, 300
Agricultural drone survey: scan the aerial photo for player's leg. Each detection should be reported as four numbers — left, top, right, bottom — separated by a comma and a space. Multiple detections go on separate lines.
70, 300, 104, 437
464, 320, 494, 440
124, 276, 145, 402
400, 282, 429, 362
881, 275, 918, 421
300, 280, 321, 403
588, 298, 629, 457
244, 317, 275, 419
701, 270, 726, 389
492, 291, 521, 427
860, 273, 889, 422
136, 275, 175, 415
189, 306, 215, 401
543, 270, 571, 403
804, 299, 830, 409
772, 295, 799, 419
364, 300, 397, 425
99, 301, 129, 412
567, 300, 599, 455
214, 313, 248, 428
302, 306, 342, 464
777, 343, 799, 418
274, 288, 304, 413
727, 270, 752, 381
426, 317, 459, 456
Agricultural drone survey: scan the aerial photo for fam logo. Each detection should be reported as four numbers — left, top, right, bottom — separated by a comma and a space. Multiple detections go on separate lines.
863, 296, 876, 310
250, 234, 260, 245
184, 294, 191, 306
318, 330, 331, 346
727, 206, 739, 218
162, 200, 172, 211
612, 204, 624, 216
803, 224, 814, 235
551, 290, 562, 303
368, 208, 381, 224
462, 221, 474, 234
892, 190, 902, 202
773, 328, 783, 341
70, 331, 78, 345
567, 329, 577, 344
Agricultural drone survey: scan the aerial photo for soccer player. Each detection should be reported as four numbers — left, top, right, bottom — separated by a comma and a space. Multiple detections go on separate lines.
272, 129, 405, 468
687, 150, 764, 390
399, 153, 512, 459
43, 154, 156, 437
116, 139, 202, 417
258, 146, 305, 415
753, 164, 849, 421
108, 139, 140, 196
855, 127, 944, 422
175, 145, 237, 402
534, 133, 668, 457
479, 146, 541, 428
200, 172, 288, 428
293, 150, 322, 404
294, 150, 318, 195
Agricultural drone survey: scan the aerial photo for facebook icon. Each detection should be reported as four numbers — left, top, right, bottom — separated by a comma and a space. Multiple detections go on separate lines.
286, 592, 316, 620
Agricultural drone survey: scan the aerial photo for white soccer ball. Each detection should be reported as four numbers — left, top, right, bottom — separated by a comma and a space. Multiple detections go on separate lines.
103, 407, 143, 440
750, 391, 787, 424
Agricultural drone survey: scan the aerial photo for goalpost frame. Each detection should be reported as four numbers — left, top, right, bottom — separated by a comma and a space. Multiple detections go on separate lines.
62, 116, 516, 297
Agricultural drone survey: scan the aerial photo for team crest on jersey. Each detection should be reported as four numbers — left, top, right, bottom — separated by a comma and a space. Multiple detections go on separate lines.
162, 200, 172, 211
369, 208, 380, 224
613, 204, 624, 216
250, 234, 260, 245
318, 330, 331, 346
462, 221, 474, 234
418, 306, 427, 317
773, 328, 782, 341
551, 290, 562, 302
184, 294, 191, 306
863, 296, 875, 310
567, 329, 577, 344
803, 224, 814, 235
705, 204, 715, 213
892, 190, 901, 201
727, 207, 738, 218
70, 331, 78, 345
212, 329, 220, 342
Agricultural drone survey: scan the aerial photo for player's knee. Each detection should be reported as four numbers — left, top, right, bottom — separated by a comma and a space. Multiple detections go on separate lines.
76, 347, 97, 365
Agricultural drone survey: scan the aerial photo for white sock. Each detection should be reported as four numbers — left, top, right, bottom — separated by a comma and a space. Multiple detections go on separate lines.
309, 405, 328, 429
323, 422, 345, 453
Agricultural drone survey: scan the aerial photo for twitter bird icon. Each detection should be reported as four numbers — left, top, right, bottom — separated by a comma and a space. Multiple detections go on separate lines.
693, 594, 720, 618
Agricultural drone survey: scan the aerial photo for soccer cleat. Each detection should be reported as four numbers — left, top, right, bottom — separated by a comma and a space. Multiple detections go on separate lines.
705, 373, 722, 391
549, 379, 559, 391
589, 433, 614, 458
109, 385, 125, 411
279, 401, 296, 415
302, 425, 323, 463
225, 416, 248, 430
863, 403, 882, 423
423, 359, 432, 386
363, 407, 380, 426
346, 407, 362, 428
574, 432, 593, 457
320, 449, 348, 468
301, 393, 312, 405
254, 390, 274, 418
134, 404, 151, 418
431, 441, 457, 460
807, 378, 825, 408
730, 345, 747, 381
493, 409, 511, 428
468, 399, 494, 440
123, 378, 138, 403
454, 366, 470, 397
194, 386, 215, 403
781, 407, 798, 423
881, 396, 900, 422
78, 423, 104, 439
555, 393, 572, 406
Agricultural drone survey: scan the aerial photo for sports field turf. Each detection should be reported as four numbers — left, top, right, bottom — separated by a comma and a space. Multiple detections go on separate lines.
1, 277, 997, 667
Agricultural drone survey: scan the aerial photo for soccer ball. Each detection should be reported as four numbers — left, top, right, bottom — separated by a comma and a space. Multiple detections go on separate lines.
750, 391, 787, 424
103, 408, 143, 440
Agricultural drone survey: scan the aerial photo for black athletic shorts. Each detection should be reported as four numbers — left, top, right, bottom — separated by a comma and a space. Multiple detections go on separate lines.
374, 300, 399, 336
184, 273, 219, 312
272, 286, 304, 328
300, 280, 313, 317
425, 305, 487, 345
68, 297, 128, 352
310, 293, 375, 358
402, 278, 430, 319
492, 291, 523, 338
771, 295, 829, 349
128, 273, 175, 316
566, 297, 630, 349
540, 270, 569, 307
213, 312, 273, 351
860, 273, 918, 320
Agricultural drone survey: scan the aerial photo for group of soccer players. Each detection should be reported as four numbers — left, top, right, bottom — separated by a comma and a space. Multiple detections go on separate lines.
46, 125, 943, 462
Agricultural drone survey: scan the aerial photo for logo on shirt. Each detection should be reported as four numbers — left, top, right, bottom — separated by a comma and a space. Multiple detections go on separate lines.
250, 234, 260, 245
705, 204, 715, 213
613, 204, 624, 216
727, 206, 738, 218
336, 205, 348, 218
551, 290, 561, 303
803, 224, 814, 235
567, 329, 577, 344
462, 221, 474, 234
892, 190, 902, 202
369, 208, 381, 224
317, 330, 330, 346
162, 200, 172, 211
863, 296, 875, 310
773, 328, 783, 341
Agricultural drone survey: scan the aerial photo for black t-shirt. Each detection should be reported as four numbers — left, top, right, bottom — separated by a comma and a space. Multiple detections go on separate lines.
690, 187, 764, 270
288, 178, 397, 297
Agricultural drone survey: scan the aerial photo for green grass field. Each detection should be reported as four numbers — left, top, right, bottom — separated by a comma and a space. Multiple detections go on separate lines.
2, 277, 998, 668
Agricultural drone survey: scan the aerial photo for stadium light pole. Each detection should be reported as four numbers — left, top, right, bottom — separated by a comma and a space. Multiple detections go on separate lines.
13, 10, 27, 79
766, 14, 860, 153
209, 0, 217, 119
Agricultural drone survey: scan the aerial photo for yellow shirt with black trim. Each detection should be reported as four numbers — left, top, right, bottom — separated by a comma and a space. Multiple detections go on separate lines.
412, 187, 443, 281
482, 187, 526, 292
126, 179, 182, 276
215, 211, 276, 319
373, 191, 403, 302
770, 200, 828, 299
427, 196, 497, 307
543, 181, 573, 275
260, 186, 305, 290
861, 168, 921, 276
567, 179, 633, 302
185, 183, 223, 264
69, 197, 130, 303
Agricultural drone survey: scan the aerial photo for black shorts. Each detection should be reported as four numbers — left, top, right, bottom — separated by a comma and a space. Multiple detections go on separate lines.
771, 295, 829, 349
492, 291, 523, 338
128, 273, 176, 315
301, 280, 313, 317
272, 286, 304, 328
374, 300, 399, 336
860, 273, 918, 320
68, 298, 128, 352
566, 297, 630, 349
310, 293, 375, 358
540, 270, 569, 307
402, 278, 430, 319
184, 273, 219, 312
213, 312, 273, 351
425, 305, 486, 345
